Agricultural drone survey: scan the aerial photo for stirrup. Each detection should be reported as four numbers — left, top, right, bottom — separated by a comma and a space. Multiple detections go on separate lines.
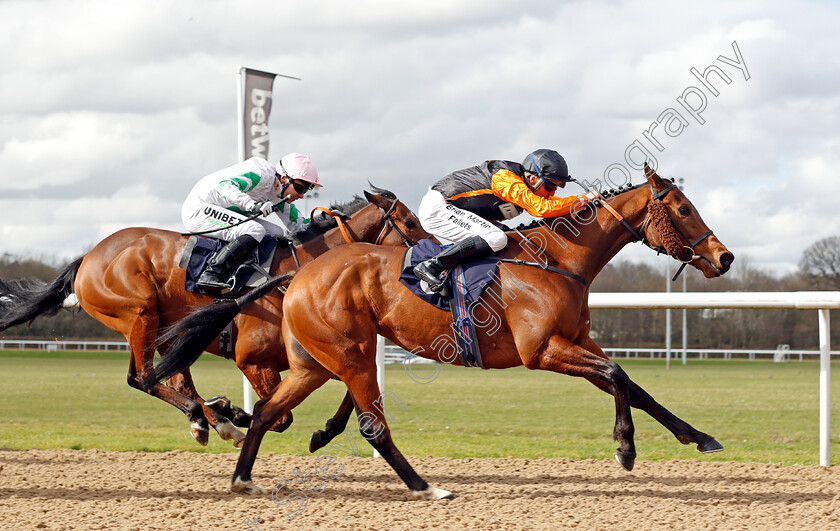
414, 265, 450, 296
413, 261, 444, 291
196, 271, 234, 293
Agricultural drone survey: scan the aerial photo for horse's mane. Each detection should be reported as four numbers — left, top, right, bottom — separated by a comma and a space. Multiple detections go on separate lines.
284, 186, 397, 244
508, 181, 649, 232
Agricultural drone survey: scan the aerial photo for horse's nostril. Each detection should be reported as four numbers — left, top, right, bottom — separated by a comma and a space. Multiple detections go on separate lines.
719, 252, 735, 271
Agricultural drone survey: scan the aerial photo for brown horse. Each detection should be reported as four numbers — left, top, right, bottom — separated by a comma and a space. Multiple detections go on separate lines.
218, 166, 734, 497
0, 188, 428, 447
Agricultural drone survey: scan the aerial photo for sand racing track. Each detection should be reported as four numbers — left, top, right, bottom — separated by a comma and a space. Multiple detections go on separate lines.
1, 449, 838, 530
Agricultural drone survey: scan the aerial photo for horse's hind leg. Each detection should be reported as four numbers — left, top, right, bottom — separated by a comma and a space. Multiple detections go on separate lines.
167, 370, 246, 448
124, 310, 211, 445
238, 362, 294, 433
342, 363, 452, 500
231, 362, 333, 494
309, 391, 354, 453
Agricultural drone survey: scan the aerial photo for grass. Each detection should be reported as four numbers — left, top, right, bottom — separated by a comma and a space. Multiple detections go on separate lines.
1, 349, 838, 465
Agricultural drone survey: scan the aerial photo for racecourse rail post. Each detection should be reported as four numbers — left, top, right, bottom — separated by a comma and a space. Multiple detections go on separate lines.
819, 309, 831, 467
665, 260, 672, 369
237, 67, 255, 414
374, 335, 386, 458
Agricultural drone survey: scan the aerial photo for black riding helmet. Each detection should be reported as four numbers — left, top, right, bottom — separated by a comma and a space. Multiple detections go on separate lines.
522, 149, 572, 185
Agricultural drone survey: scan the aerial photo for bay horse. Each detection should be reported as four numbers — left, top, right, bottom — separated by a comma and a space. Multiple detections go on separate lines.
0, 188, 428, 447
221, 165, 735, 497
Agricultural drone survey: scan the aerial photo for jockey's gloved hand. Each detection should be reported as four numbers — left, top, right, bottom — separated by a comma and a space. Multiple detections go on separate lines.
252, 201, 276, 217
583, 190, 599, 202
330, 209, 349, 220
311, 209, 329, 223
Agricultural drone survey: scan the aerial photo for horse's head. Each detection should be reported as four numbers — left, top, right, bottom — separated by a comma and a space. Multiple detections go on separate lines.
642, 164, 734, 278
363, 186, 430, 246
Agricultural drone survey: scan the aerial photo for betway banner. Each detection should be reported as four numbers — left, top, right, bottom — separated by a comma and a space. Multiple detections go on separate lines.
241, 68, 276, 160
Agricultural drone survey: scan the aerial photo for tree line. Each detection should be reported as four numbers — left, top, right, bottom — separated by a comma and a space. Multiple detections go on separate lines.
2, 235, 839, 349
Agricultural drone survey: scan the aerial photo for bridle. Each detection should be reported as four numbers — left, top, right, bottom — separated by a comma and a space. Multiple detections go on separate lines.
314, 198, 417, 248
373, 198, 417, 247
593, 182, 714, 280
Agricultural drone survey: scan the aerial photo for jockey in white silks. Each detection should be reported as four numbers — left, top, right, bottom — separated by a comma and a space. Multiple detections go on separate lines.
182, 153, 322, 292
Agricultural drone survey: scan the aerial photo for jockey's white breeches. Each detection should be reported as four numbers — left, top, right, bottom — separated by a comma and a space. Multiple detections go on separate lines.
181, 199, 284, 242
417, 188, 507, 251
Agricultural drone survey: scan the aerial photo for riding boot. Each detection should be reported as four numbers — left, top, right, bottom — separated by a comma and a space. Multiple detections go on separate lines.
196, 234, 259, 293
413, 236, 493, 294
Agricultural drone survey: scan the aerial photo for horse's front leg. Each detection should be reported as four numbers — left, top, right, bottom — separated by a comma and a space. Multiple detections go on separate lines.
521, 334, 636, 470
309, 391, 355, 453
578, 336, 723, 454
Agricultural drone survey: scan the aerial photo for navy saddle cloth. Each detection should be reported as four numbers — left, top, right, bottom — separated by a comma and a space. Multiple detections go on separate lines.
180, 236, 279, 296
399, 239, 498, 310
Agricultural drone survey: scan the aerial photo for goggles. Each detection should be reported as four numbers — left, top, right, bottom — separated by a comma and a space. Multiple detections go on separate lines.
291, 179, 316, 195
529, 153, 569, 192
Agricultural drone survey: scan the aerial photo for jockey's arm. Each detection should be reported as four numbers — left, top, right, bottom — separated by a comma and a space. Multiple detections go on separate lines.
274, 202, 312, 235
491, 170, 590, 217
216, 177, 262, 213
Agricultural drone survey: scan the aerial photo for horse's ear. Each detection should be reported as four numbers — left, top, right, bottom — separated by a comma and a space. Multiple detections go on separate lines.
363, 190, 392, 210
644, 162, 666, 190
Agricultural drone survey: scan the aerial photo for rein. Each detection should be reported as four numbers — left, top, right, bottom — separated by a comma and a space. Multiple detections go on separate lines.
503, 227, 591, 288
312, 207, 353, 243
181, 196, 292, 237
313, 200, 417, 247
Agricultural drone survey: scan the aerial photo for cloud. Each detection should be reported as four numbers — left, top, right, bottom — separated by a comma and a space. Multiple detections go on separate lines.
0, 0, 839, 274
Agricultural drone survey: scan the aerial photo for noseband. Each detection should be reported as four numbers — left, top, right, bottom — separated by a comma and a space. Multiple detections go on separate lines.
594, 183, 714, 280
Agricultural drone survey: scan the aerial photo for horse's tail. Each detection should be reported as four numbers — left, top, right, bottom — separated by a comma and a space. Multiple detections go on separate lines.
0, 256, 85, 333
153, 272, 294, 382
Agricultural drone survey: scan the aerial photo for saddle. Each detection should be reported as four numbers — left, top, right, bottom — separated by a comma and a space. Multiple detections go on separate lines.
179, 235, 279, 296
400, 240, 498, 368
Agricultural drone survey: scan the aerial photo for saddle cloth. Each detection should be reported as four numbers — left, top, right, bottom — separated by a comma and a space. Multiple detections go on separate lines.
179, 236, 279, 296
399, 239, 499, 369
399, 239, 498, 311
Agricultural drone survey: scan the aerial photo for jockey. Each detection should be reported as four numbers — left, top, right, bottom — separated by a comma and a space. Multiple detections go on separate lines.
413, 149, 598, 293
182, 153, 322, 292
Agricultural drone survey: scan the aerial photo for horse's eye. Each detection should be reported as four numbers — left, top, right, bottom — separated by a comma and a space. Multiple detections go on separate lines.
678, 205, 690, 216
405, 220, 416, 229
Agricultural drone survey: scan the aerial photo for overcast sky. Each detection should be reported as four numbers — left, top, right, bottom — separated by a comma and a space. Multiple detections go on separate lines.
1, 0, 838, 278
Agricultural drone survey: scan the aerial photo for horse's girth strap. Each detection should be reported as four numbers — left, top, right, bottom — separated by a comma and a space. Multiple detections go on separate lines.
312, 207, 354, 243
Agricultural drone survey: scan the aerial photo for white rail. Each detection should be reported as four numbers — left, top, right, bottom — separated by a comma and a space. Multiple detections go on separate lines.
3, 340, 833, 362
0, 339, 129, 351
587, 291, 839, 467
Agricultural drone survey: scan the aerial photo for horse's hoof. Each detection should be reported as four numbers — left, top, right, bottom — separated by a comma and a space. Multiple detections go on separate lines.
204, 395, 231, 410
215, 419, 246, 447
190, 422, 209, 446
231, 479, 267, 495
309, 431, 324, 453
615, 451, 635, 471
411, 485, 454, 500
698, 438, 724, 453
